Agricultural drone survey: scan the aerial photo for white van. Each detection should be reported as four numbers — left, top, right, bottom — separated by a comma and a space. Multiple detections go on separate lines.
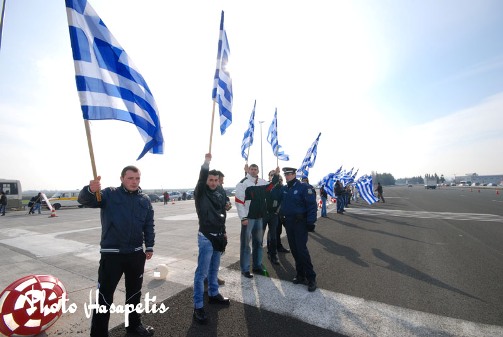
47, 190, 82, 210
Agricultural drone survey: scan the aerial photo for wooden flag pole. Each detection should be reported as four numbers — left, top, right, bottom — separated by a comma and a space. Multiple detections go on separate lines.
209, 101, 217, 154
84, 120, 102, 202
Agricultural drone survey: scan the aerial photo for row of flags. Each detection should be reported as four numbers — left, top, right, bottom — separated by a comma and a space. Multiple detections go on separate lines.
240, 101, 322, 178
318, 167, 379, 205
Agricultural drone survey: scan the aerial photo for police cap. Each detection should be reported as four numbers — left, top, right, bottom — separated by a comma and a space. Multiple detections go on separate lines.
282, 167, 297, 174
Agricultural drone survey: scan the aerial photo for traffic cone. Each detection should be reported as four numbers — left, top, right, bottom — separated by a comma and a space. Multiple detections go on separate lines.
49, 208, 57, 218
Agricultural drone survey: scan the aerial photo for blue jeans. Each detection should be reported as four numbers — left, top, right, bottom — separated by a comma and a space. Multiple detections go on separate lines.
321, 197, 327, 217
33, 203, 41, 214
336, 195, 344, 212
0, 204, 5, 215
193, 233, 221, 309
240, 218, 263, 272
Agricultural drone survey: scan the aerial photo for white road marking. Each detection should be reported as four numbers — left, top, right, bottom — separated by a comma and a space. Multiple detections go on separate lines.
158, 265, 503, 337
346, 208, 503, 222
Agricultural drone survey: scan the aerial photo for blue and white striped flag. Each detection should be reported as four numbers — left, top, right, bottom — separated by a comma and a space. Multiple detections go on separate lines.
297, 132, 321, 178
66, 0, 163, 160
241, 100, 256, 160
318, 173, 336, 198
267, 109, 289, 161
211, 10, 233, 135
355, 175, 379, 205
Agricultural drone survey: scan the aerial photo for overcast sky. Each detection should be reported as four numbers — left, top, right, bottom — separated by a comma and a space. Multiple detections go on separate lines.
1, 0, 503, 191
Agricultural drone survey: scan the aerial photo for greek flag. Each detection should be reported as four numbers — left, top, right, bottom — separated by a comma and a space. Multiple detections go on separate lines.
267, 109, 289, 161
355, 175, 379, 205
0, 0, 7, 50
66, 0, 163, 160
297, 132, 321, 178
241, 100, 256, 160
211, 10, 233, 135
318, 173, 336, 198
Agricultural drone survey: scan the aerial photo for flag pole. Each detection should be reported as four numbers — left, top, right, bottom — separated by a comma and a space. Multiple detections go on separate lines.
209, 101, 216, 154
84, 120, 102, 202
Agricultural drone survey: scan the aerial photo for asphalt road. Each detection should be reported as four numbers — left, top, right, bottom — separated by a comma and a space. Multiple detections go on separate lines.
0, 185, 502, 336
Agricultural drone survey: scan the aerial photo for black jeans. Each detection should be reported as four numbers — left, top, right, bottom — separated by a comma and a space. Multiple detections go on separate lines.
263, 213, 278, 256
90, 251, 146, 337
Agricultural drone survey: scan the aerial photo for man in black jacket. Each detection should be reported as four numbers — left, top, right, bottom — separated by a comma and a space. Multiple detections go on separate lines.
78, 166, 155, 337
193, 153, 230, 324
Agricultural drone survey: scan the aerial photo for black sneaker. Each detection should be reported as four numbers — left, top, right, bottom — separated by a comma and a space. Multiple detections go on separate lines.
292, 276, 306, 284
252, 266, 269, 276
277, 246, 290, 253
126, 324, 154, 336
193, 307, 208, 324
308, 280, 317, 292
208, 293, 230, 305
241, 271, 253, 278
270, 255, 280, 265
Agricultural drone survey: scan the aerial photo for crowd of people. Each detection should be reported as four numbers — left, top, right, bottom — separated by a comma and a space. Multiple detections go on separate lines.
73, 155, 386, 335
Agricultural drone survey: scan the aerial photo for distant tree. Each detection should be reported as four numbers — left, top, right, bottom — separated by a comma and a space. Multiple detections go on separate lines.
372, 172, 396, 185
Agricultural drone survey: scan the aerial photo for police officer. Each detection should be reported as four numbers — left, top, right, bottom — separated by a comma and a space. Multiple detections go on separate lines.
279, 167, 318, 292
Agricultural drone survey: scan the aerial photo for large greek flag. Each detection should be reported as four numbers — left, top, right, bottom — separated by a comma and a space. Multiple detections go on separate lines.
297, 132, 321, 178
66, 0, 163, 160
355, 175, 379, 205
267, 109, 289, 161
241, 100, 256, 160
211, 10, 233, 135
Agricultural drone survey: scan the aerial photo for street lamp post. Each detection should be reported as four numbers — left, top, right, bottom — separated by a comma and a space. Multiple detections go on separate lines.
259, 121, 265, 179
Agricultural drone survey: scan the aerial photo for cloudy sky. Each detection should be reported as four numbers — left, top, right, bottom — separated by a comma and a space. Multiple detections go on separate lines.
1, 0, 503, 191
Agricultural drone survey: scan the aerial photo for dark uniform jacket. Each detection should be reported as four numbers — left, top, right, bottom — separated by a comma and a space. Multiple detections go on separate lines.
78, 185, 155, 254
279, 178, 318, 225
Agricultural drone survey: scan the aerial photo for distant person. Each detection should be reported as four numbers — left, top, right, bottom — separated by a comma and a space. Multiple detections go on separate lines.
163, 191, 169, 205
319, 185, 328, 217
193, 153, 230, 325
29, 193, 42, 214
375, 182, 385, 203
334, 180, 345, 214
182, 191, 187, 200
279, 167, 318, 292
78, 166, 155, 337
351, 184, 359, 202
0, 191, 7, 216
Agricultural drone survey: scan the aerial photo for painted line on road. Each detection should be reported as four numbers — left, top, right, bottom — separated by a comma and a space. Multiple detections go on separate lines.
345, 208, 503, 222
168, 267, 503, 337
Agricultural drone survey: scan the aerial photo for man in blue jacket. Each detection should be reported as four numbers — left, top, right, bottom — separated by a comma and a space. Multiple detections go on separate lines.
280, 167, 318, 292
78, 166, 155, 337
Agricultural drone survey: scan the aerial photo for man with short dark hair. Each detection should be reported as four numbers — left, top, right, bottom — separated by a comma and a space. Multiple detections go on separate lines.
193, 153, 230, 324
78, 165, 155, 337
